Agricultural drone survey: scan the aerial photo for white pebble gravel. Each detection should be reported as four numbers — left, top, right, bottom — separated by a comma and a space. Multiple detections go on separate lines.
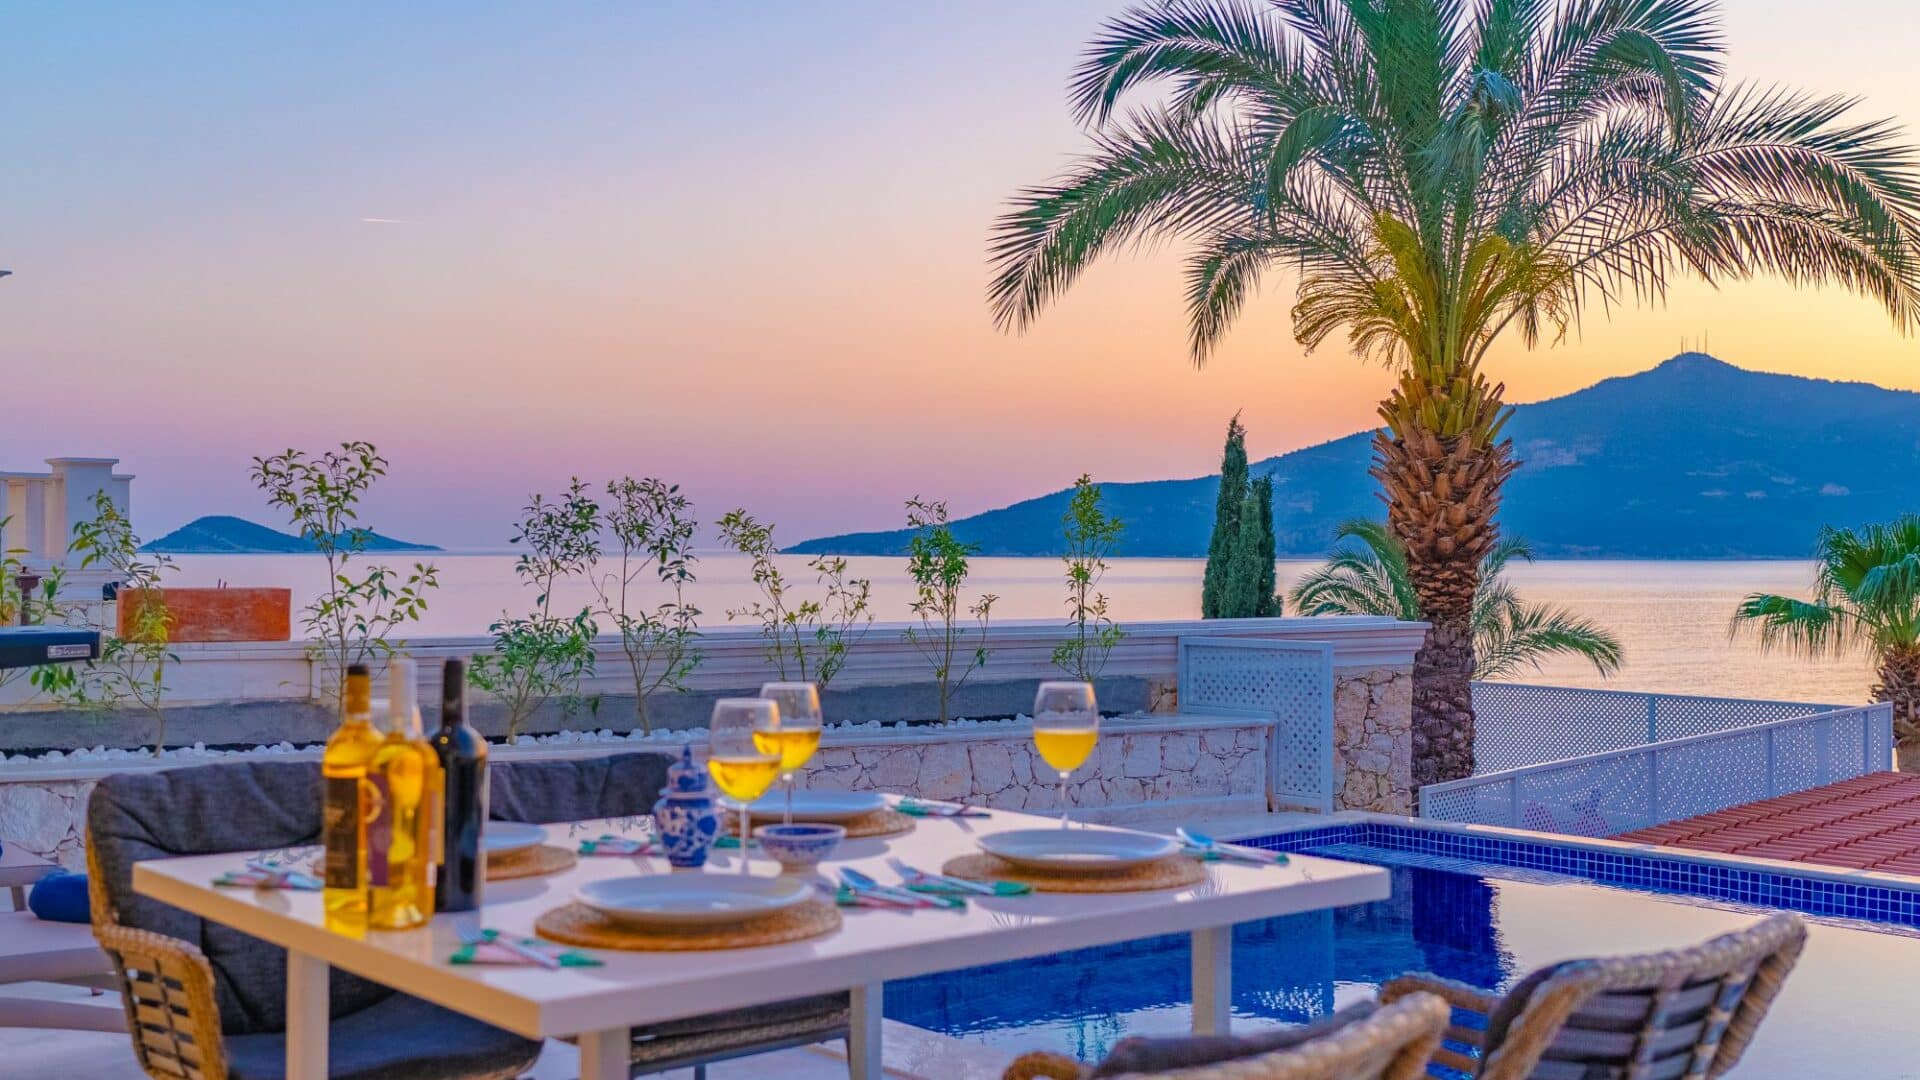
2, 713, 1035, 767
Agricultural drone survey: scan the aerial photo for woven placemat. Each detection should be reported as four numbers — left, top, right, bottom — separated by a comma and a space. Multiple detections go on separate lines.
533, 897, 842, 952
941, 853, 1207, 893
488, 844, 577, 881
729, 808, 916, 841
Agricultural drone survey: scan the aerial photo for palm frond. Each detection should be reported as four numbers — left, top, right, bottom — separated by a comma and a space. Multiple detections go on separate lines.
1476, 599, 1623, 678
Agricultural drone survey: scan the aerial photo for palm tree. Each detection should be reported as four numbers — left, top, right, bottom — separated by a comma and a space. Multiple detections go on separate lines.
1732, 517, 1920, 772
1292, 520, 1621, 679
988, 0, 1920, 786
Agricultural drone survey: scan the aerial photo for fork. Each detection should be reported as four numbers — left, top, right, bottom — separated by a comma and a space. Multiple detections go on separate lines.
1177, 827, 1290, 866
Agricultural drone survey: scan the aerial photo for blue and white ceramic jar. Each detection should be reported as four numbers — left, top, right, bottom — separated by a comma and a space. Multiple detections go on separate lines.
653, 743, 720, 869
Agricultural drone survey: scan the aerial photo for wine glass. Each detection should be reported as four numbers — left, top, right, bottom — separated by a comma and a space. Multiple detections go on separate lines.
758, 682, 823, 825
1032, 681, 1099, 828
706, 698, 782, 874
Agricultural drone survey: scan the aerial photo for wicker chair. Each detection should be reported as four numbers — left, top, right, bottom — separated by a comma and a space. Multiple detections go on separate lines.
1003, 993, 1450, 1080
1380, 912, 1807, 1080
490, 753, 851, 1078
87, 759, 541, 1080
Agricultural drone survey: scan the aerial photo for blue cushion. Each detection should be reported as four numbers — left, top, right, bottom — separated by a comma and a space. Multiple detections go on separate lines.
28, 871, 90, 923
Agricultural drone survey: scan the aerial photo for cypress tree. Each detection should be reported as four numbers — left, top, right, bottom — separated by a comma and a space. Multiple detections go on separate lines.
1201, 414, 1248, 618
1221, 485, 1266, 617
1253, 475, 1280, 616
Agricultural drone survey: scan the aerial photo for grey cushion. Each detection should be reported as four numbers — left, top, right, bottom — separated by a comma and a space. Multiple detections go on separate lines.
224, 988, 540, 1080
1088, 1001, 1379, 1077
88, 761, 393, 1033
88, 760, 541, 1079
489, 751, 674, 824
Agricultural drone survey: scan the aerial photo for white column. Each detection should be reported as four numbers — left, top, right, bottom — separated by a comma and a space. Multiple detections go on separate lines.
284, 951, 329, 1080
1191, 925, 1233, 1035
849, 982, 884, 1080
577, 1026, 630, 1080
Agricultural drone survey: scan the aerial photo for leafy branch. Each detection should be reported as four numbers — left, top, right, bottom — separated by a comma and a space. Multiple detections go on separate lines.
901, 497, 996, 724
1051, 474, 1125, 682
717, 509, 872, 688
594, 477, 702, 733
251, 442, 438, 702
471, 479, 602, 736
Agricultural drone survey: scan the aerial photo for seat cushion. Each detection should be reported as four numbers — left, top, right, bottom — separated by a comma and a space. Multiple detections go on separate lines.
87, 760, 396, 1034
1088, 1001, 1379, 1077
224, 989, 542, 1080
27, 871, 90, 923
489, 752, 674, 824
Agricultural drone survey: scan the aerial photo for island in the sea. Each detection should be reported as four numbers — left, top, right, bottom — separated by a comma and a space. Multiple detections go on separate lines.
142, 515, 441, 554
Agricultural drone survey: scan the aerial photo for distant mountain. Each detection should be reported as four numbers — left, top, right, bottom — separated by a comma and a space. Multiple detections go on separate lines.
143, 516, 440, 554
791, 354, 1920, 560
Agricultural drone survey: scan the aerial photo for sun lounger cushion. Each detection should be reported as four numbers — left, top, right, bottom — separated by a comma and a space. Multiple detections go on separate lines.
26, 870, 90, 923
1086, 1001, 1379, 1077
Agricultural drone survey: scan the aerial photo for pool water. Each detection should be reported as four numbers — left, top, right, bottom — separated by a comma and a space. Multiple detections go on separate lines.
885, 849, 1920, 1078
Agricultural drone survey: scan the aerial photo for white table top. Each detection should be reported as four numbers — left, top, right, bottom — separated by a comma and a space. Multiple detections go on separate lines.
134, 808, 1389, 1040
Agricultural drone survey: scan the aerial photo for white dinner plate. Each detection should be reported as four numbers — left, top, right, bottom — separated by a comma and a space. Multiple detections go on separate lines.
978, 828, 1180, 871
483, 822, 547, 856
575, 874, 812, 926
747, 790, 886, 822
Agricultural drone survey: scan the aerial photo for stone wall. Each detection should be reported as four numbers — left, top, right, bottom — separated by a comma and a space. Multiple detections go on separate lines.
0, 714, 1272, 870
1333, 665, 1415, 815
798, 714, 1269, 819
0, 777, 94, 870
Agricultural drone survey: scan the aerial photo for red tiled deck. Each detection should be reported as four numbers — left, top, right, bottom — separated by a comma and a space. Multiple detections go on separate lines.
1614, 772, 1920, 876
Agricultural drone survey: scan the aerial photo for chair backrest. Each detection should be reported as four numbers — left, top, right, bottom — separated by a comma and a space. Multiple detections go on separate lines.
86, 760, 396, 1035
1478, 912, 1808, 1080
1139, 993, 1449, 1080
488, 751, 674, 824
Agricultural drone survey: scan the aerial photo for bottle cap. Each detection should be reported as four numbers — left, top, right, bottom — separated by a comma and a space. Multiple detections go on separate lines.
345, 666, 372, 715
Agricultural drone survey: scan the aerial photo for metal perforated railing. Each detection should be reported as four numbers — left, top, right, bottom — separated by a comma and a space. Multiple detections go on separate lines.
1469, 683, 1846, 773
1421, 702, 1895, 837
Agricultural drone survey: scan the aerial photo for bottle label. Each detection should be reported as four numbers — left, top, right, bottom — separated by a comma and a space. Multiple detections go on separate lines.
366, 774, 394, 887
323, 776, 361, 889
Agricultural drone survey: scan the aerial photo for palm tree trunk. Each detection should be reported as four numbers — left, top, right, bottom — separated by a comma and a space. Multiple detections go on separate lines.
1371, 363, 1516, 790
1873, 645, 1920, 772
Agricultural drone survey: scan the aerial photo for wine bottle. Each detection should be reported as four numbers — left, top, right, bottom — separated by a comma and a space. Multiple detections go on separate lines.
322, 664, 380, 932
430, 657, 489, 912
367, 658, 441, 929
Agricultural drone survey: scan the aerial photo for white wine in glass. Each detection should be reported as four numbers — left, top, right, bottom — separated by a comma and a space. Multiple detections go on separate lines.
707, 698, 782, 873
1032, 681, 1099, 828
757, 682, 823, 825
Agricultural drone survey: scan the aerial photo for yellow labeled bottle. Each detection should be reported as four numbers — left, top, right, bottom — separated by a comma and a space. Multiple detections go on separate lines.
367, 658, 441, 929
322, 664, 380, 933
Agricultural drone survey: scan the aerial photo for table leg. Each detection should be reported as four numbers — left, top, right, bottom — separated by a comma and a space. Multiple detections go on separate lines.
1191, 925, 1232, 1036
284, 952, 329, 1080
849, 982, 883, 1080
578, 1026, 630, 1080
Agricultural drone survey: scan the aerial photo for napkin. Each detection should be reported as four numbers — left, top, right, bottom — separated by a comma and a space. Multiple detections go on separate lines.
450, 929, 602, 968
905, 878, 1032, 897
578, 835, 653, 856
896, 799, 991, 819
1182, 846, 1291, 866
214, 862, 322, 891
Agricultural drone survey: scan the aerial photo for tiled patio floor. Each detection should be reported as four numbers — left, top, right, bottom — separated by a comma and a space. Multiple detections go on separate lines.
1614, 771, 1920, 875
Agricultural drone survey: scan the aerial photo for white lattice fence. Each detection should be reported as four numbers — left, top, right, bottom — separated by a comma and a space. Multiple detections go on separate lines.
1178, 638, 1334, 812
1422, 703, 1895, 837
1469, 683, 1843, 773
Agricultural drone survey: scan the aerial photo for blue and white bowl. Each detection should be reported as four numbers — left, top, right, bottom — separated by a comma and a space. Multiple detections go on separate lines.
753, 823, 846, 874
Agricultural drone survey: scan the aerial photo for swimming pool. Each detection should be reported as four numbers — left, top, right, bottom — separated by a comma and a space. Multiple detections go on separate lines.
886, 845, 1920, 1078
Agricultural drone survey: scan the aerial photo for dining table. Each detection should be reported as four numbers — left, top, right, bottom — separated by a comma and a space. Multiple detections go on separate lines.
133, 803, 1390, 1080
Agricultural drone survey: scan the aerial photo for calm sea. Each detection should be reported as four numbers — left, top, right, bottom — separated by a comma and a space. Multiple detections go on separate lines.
162, 554, 1872, 706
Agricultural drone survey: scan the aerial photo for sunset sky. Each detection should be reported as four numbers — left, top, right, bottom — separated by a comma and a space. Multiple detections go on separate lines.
6, 1, 1920, 547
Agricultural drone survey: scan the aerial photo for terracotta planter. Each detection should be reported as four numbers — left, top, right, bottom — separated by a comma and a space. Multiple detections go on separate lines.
117, 587, 292, 643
